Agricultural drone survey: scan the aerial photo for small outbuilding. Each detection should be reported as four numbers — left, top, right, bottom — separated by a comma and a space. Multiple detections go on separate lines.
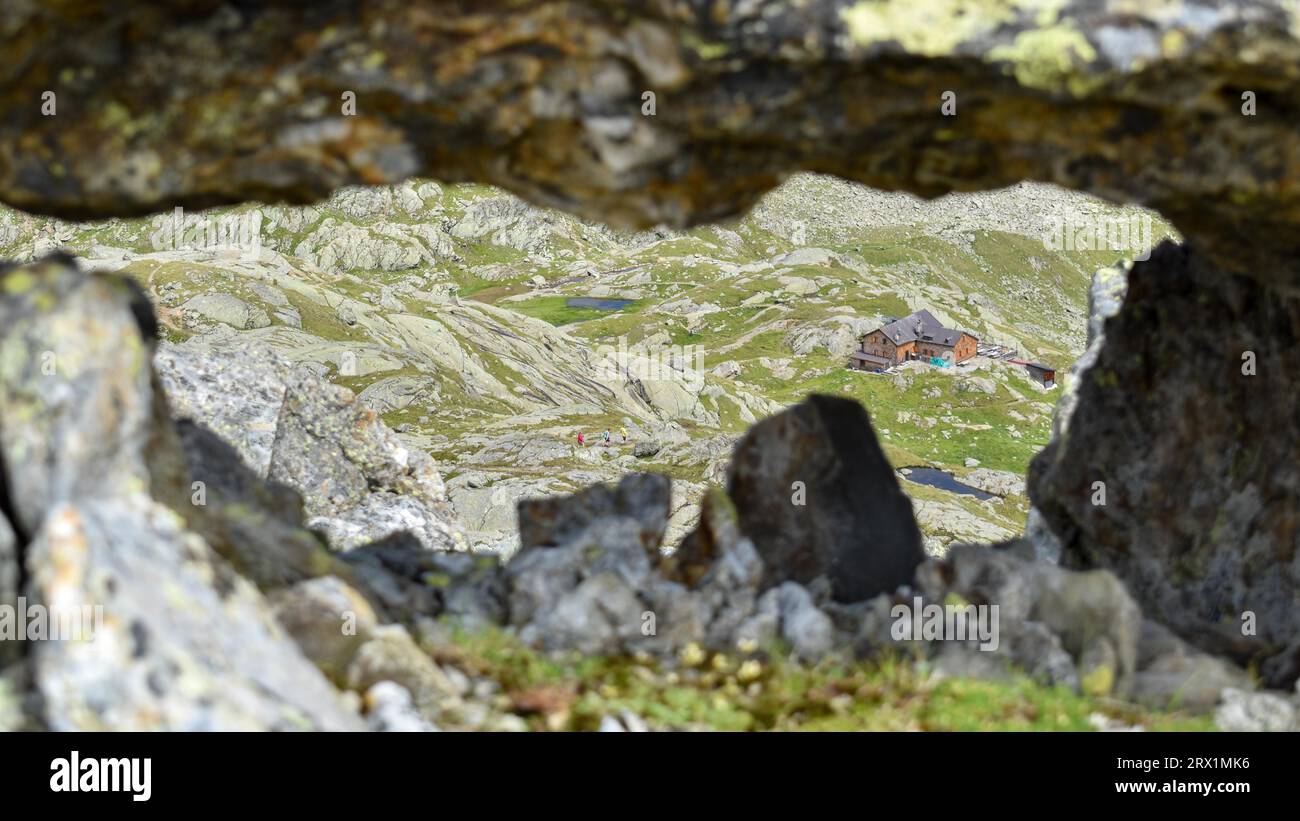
1009, 359, 1057, 387
848, 351, 892, 372
1025, 362, 1056, 387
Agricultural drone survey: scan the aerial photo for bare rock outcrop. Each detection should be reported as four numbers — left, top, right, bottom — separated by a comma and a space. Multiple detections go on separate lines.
1030, 241, 1300, 688
727, 395, 924, 602
0, 256, 362, 730
156, 337, 464, 553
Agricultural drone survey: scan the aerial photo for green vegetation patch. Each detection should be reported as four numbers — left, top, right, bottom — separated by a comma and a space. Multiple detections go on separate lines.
437, 625, 1216, 732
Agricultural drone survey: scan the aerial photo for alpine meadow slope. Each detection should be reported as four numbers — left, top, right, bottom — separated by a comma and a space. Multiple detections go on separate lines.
0, 175, 1174, 557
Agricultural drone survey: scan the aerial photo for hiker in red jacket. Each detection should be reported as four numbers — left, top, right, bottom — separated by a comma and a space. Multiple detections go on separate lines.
577, 432, 586, 448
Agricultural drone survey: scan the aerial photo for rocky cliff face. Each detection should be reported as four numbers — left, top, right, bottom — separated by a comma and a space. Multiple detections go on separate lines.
1031, 242, 1300, 687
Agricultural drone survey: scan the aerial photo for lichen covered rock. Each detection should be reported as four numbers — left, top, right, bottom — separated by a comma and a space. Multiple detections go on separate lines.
1030, 242, 1300, 687
0, 256, 363, 730
157, 337, 464, 552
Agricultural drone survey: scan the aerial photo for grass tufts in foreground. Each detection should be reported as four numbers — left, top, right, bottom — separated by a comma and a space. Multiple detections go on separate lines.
432, 626, 1216, 732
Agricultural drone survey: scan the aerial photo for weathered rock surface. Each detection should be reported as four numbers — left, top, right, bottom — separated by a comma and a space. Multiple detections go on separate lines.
157, 338, 464, 552
170, 418, 340, 590
726, 395, 924, 602
912, 497, 1018, 554
26, 500, 362, 731
0, 256, 362, 730
1030, 242, 1300, 687
267, 548, 521, 731
1214, 688, 1299, 732
340, 533, 507, 629
507, 476, 768, 658
1050, 260, 1130, 442
752, 582, 835, 663
446, 472, 568, 558
181, 292, 271, 330
271, 575, 380, 687
517, 473, 670, 556
911, 542, 1252, 705
961, 467, 1019, 493
633, 440, 662, 459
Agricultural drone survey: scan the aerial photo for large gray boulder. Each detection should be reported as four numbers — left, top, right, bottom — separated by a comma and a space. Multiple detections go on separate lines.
0, 255, 363, 730
507, 515, 657, 655
180, 292, 270, 330
156, 338, 464, 552
517, 472, 670, 555
725, 394, 924, 602
1030, 242, 1300, 687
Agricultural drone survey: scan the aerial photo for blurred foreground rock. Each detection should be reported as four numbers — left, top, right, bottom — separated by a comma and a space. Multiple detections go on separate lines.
727, 395, 924, 602
0, 256, 525, 730
1030, 242, 1300, 687
0, 256, 361, 730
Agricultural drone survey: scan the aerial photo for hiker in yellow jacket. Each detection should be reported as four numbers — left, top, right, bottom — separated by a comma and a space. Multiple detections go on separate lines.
620, 426, 628, 443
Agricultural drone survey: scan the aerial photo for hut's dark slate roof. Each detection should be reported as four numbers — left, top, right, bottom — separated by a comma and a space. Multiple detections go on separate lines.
877, 310, 973, 347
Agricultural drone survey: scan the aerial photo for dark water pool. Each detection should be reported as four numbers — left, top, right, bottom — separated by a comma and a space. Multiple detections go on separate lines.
567, 297, 633, 310
899, 467, 995, 501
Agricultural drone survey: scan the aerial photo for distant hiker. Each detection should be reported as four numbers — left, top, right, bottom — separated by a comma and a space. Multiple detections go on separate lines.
603, 429, 611, 445
620, 426, 628, 443
577, 432, 586, 448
